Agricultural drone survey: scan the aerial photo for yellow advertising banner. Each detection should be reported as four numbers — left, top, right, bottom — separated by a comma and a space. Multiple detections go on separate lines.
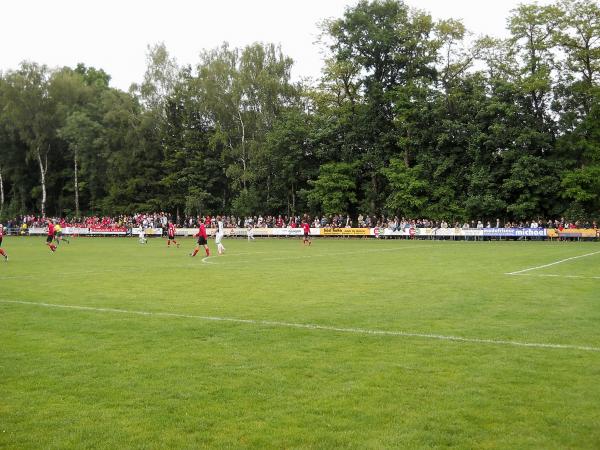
547, 228, 598, 238
320, 227, 371, 236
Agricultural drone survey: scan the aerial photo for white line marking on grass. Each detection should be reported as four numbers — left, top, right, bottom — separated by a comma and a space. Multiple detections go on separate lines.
2, 299, 599, 353
509, 273, 600, 280
506, 250, 600, 275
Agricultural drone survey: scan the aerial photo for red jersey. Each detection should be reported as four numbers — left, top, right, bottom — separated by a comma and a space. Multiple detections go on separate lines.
168, 223, 176, 235
195, 224, 207, 239
302, 223, 310, 234
0, 226, 3, 237
48, 223, 55, 236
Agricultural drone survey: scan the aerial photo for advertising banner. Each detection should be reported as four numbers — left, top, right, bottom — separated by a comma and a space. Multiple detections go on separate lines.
248, 227, 270, 236
89, 227, 128, 236
27, 227, 47, 235
458, 229, 484, 237
63, 227, 90, 235
548, 228, 599, 238
377, 227, 460, 237
176, 228, 219, 237
482, 228, 547, 237
427, 228, 458, 237
131, 228, 163, 236
321, 227, 370, 236
177, 228, 199, 237
271, 228, 304, 236
377, 228, 409, 237
417, 228, 456, 237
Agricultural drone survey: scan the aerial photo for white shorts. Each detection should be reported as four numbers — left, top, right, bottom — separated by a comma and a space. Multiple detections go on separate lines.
215, 232, 224, 244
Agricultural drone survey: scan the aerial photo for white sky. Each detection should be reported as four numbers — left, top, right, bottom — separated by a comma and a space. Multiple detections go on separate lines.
1, 0, 551, 91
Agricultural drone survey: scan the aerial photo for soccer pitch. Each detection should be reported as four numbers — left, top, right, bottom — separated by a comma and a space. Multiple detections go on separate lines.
1, 237, 599, 449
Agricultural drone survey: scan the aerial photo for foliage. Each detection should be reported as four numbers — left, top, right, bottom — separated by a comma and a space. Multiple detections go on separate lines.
307, 162, 357, 215
382, 159, 428, 217
0, 0, 599, 221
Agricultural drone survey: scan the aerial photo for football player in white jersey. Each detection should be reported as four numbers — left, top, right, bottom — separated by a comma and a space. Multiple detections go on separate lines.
216, 216, 226, 255
246, 218, 255, 241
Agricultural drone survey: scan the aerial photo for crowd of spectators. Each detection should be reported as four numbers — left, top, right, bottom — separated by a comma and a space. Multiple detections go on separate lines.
375, 217, 598, 231
7, 213, 172, 230
5, 213, 598, 232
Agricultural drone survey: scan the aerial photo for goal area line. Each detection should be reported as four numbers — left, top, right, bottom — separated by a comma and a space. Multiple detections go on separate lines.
509, 273, 600, 280
505, 250, 600, 277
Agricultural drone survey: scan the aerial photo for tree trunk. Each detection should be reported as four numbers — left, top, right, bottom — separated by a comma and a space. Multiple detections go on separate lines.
36, 145, 48, 217
74, 147, 80, 217
291, 181, 296, 215
237, 111, 247, 191
371, 173, 378, 213
0, 166, 4, 216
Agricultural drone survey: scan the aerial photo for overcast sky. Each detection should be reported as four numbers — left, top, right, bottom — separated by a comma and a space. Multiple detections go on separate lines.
1, 0, 552, 91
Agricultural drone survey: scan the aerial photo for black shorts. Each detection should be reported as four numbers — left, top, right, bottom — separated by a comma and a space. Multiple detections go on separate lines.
304, 232, 309, 238
168, 234, 175, 240
46, 235, 53, 243
197, 236, 207, 246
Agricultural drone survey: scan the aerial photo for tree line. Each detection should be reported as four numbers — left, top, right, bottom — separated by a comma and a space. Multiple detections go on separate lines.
0, 0, 598, 222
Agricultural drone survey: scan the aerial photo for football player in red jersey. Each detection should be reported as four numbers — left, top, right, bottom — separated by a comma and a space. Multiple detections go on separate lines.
190, 221, 210, 257
302, 219, 311, 246
0, 224, 8, 261
46, 219, 57, 252
167, 221, 179, 247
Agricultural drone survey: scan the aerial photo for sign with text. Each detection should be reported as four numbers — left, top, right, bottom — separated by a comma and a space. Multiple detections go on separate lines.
321, 227, 370, 236
482, 228, 547, 237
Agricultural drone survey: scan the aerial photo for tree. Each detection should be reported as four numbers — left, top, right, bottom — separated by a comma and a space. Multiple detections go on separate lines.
322, 0, 439, 213
2, 62, 58, 216
555, 0, 600, 89
137, 42, 179, 114
382, 159, 428, 217
307, 162, 357, 216
508, 3, 563, 126
194, 42, 297, 211
262, 106, 315, 216
160, 71, 223, 217
57, 111, 103, 216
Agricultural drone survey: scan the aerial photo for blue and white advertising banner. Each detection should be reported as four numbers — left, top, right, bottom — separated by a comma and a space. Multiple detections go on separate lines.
482, 228, 547, 237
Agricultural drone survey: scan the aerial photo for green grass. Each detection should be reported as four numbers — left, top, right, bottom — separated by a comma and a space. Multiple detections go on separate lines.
1, 236, 599, 449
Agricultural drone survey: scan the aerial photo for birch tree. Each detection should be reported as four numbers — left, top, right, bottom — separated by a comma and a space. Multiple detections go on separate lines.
2, 63, 57, 216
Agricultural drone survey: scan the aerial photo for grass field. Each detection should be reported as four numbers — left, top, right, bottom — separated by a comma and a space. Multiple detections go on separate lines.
1, 236, 599, 449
